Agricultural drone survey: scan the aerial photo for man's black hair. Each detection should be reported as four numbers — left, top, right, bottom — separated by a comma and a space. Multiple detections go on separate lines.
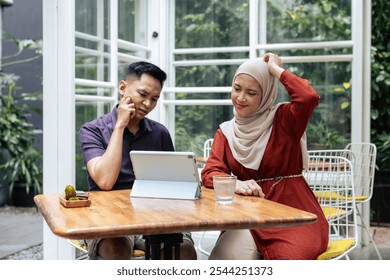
125, 61, 167, 88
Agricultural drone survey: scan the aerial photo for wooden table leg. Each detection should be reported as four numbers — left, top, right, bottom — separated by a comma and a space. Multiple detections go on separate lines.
144, 236, 150, 259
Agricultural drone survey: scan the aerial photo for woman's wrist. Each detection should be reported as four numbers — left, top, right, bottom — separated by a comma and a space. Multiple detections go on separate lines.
268, 63, 285, 79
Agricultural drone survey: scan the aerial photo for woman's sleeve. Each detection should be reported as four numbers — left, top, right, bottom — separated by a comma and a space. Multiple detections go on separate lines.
201, 129, 232, 188
279, 71, 320, 138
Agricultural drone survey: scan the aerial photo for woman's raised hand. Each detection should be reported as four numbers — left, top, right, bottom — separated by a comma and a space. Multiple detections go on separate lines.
263, 53, 284, 79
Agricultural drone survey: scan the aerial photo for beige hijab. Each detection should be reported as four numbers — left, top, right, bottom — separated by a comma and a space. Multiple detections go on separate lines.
220, 58, 308, 171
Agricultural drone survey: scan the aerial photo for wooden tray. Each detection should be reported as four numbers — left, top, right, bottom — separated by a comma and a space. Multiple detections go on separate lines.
59, 196, 91, 208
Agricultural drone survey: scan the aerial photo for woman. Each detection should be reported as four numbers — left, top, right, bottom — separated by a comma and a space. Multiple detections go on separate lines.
201, 53, 328, 260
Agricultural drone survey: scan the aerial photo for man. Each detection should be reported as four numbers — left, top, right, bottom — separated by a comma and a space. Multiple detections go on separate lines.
79, 61, 197, 260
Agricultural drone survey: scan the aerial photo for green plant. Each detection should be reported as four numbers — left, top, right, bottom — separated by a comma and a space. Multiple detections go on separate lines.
0, 32, 43, 198
374, 132, 390, 171
371, 0, 390, 173
0, 32, 42, 69
306, 121, 348, 149
173, 1, 353, 151
0, 82, 42, 196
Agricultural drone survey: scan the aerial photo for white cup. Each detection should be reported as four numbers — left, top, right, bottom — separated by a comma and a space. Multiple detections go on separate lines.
212, 175, 237, 204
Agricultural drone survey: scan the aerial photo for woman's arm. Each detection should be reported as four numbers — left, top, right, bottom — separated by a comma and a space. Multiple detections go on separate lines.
200, 130, 264, 197
264, 53, 320, 138
201, 130, 231, 188
263, 53, 284, 79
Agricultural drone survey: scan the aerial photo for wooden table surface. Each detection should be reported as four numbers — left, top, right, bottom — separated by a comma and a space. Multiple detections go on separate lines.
34, 188, 317, 240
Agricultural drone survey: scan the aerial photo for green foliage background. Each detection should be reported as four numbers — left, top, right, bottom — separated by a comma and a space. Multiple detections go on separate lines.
73, 0, 389, 189
174, 0, 353, 153
371, 0, 390, 172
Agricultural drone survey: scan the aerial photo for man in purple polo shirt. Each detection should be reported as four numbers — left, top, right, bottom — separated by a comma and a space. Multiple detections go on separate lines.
79, 61, 197, 260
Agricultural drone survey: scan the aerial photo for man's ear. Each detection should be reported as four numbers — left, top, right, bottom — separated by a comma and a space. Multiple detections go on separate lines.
118, 80, 127, 96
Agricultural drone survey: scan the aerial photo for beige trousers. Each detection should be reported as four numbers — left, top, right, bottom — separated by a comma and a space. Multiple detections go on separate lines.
208, 229, 261, 260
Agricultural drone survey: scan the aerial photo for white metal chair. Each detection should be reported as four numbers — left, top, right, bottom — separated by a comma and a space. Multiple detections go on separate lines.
203, 138, 213, 160
344, 143, 376, 205
344, 142, 381, 259
197, 138, 213, 176
304, 155, 358, 260
308, 149, 355, 165
68, 239, 89, 260
68, 239, 145, 260
196, 138, 218, 257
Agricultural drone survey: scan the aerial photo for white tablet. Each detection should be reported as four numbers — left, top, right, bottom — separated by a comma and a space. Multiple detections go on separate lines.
129, 151, 201, 200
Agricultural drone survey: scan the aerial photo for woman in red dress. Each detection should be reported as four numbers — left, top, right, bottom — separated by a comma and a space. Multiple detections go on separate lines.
201, 53, 328, 260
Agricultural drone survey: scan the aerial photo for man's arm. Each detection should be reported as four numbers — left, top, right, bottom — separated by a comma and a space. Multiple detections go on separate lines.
86, 127, 124, 190
86, 96, 136, 191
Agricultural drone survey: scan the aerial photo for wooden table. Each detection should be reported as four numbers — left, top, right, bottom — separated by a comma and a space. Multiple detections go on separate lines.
34, 188, 317, 259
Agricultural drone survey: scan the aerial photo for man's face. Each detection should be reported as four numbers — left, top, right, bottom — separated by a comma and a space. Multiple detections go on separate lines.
119, 73, 162, 120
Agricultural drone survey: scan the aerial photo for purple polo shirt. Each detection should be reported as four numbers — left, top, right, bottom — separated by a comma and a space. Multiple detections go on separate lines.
79, 106, 174, 191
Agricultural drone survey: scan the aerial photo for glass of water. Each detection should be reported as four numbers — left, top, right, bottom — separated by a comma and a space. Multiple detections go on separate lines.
212, 175, 237, 204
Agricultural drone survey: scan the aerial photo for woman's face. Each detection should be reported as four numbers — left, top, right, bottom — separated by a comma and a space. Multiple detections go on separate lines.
231, 74, 263, 118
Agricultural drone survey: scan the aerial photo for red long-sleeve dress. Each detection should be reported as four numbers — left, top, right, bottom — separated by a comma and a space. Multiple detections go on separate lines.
201, 70, 329, 260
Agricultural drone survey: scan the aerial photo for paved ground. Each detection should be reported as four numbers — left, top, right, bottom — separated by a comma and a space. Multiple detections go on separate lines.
1, 206, 390, 260
0, 206, 42, 259
348, 226, 390, 260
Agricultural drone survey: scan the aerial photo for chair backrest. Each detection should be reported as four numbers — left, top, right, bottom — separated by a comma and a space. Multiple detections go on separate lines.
345, 142, 377, 202
203, 138, 214, 160
304, 155, 358, 259
308, 149, 355, 163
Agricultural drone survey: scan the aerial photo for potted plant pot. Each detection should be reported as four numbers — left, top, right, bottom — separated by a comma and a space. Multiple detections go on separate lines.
0, 183, 10, 207
10, 182, 36, 207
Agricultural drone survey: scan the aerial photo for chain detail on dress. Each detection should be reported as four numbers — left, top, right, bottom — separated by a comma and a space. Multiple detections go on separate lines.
255, 174, 303, 183
256, 174, 303, 193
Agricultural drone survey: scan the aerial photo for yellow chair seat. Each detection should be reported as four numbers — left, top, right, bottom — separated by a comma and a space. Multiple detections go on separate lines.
344, 195, 368, 201
351, 195, 368, 201
321, 206, 346, 219
69, 239, 88, 253
68, 239, 145, 259
314, 191, 347, 200
317, 239, 356, 260
132, 249, 145, 258
316, 191, 368, 202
